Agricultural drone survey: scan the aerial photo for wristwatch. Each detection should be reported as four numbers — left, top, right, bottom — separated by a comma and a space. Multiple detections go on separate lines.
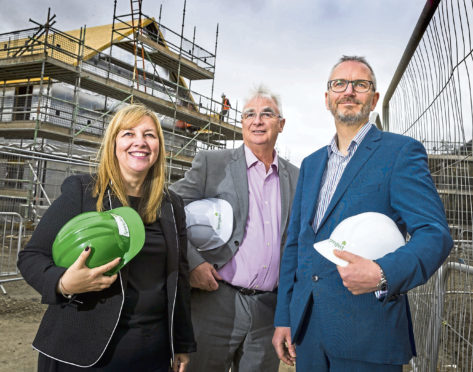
377, 267, 388, 291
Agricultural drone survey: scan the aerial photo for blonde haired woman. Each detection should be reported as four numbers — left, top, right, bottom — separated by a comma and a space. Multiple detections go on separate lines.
18, 104, 195, 371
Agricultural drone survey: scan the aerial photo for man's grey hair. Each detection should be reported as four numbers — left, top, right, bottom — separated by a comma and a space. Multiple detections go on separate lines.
243, 85, 283, 117
329, 55, 377, 90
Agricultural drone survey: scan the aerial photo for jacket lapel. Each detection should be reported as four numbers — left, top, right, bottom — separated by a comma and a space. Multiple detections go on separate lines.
318, 126, 381, 231
159, 196, 178, 320
278, 160, 290, 236
308, 150, 329, 233
160, 197, 177, 267
230, 146, 249, 223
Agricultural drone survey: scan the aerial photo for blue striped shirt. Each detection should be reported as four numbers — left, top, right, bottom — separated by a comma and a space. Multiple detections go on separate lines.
313, 122, 373, 232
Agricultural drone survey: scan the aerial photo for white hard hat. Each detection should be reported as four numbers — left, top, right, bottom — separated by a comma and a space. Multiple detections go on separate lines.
185, 198, 233, 251
314, 212, 405, 267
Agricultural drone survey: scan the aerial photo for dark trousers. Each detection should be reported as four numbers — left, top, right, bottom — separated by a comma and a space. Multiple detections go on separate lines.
187, 283, 280, 372
295, 301, 403, 372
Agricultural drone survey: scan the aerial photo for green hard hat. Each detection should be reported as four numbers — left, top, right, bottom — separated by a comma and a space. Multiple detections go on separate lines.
52, 207, 145, 276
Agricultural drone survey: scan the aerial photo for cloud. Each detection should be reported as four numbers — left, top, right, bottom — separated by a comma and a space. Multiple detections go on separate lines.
0, 0, 426, 165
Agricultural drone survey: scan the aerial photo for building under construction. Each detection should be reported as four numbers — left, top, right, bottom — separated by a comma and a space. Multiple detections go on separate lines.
0, 1, 242, 223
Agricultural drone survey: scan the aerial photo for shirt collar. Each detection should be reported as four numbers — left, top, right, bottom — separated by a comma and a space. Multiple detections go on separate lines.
244, 145, 279, 171
327, 122, 373, 156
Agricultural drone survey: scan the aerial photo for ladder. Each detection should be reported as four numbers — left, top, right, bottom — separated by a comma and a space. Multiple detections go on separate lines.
129, 0, 147, 95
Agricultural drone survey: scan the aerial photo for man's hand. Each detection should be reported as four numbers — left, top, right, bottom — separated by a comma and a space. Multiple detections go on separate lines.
333, 250, 381, 295
272, 326, 296, 366
189, 262, 222, 291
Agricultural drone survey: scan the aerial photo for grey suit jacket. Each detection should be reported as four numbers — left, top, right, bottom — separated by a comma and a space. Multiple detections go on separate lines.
170, 145, 299, 271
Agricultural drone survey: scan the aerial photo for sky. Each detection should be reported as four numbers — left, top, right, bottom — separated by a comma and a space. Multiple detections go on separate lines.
0, 0, 427, 166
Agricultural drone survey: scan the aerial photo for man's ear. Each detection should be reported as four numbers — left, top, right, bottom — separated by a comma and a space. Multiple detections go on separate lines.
370, 92, 380, 110
279, 118, 286, 133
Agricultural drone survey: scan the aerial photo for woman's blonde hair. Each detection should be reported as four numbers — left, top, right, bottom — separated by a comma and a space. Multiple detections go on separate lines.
93, 104, 166, 224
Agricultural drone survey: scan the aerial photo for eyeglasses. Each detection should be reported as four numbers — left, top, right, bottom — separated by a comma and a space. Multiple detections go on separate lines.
327, 79, 375, 93
241, 111, 282, 121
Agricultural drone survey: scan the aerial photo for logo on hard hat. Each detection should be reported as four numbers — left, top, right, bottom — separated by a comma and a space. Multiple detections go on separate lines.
329, 239, 346, 251
110, 213, 130, 237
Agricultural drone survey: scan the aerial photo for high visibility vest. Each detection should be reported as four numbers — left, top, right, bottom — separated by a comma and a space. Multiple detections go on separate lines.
223, 98, 230, 110
176, 120, 191, 129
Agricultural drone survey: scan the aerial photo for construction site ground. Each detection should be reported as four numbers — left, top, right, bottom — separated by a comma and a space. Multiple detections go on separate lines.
0, 280, 44, 372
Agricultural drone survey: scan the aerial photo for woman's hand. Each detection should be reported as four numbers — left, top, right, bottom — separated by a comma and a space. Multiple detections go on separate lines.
172, 353, 190, 372
57, 247, 121, 295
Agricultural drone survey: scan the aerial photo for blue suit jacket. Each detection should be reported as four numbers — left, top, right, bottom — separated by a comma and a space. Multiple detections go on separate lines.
274, 126, 453, 365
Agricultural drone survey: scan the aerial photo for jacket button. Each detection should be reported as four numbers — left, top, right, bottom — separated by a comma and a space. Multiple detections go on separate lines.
213, 264, 218, 269
234, 241, 239, 246
312, 275, 319, 282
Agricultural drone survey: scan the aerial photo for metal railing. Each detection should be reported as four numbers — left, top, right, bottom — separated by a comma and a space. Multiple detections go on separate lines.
113, 13, 216, 72
0, 87, 227, 153
0, 91, 109, 137
383, 0, 473, 370
0, 212, 25, 292
0, 146, 92, 222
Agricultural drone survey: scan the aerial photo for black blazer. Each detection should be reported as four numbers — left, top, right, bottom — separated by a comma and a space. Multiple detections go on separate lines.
18, 174, 196, 367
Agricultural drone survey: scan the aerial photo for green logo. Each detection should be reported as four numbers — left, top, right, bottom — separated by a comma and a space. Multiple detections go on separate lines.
329, 239, 347, 250
215, 212, 221, 230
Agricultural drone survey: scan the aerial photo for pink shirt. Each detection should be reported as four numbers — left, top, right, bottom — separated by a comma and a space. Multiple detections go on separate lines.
218, 146, 281, 291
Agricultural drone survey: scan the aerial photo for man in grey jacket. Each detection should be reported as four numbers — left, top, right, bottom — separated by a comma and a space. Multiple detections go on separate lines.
170, 86, 299, 372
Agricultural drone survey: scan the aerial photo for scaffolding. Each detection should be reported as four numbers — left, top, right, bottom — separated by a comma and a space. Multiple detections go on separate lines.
0, 1, 242, 223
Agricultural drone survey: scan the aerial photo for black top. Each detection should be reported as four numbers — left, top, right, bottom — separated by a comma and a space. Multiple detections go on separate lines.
17, 174, 196, 368
120, 196, 168, 329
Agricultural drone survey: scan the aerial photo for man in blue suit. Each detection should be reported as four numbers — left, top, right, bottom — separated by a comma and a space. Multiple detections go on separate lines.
272, 55, 453, 371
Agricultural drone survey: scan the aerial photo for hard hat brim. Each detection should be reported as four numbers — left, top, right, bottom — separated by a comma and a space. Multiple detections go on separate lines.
314, 240, 349, 267
313, 212, 406, 267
